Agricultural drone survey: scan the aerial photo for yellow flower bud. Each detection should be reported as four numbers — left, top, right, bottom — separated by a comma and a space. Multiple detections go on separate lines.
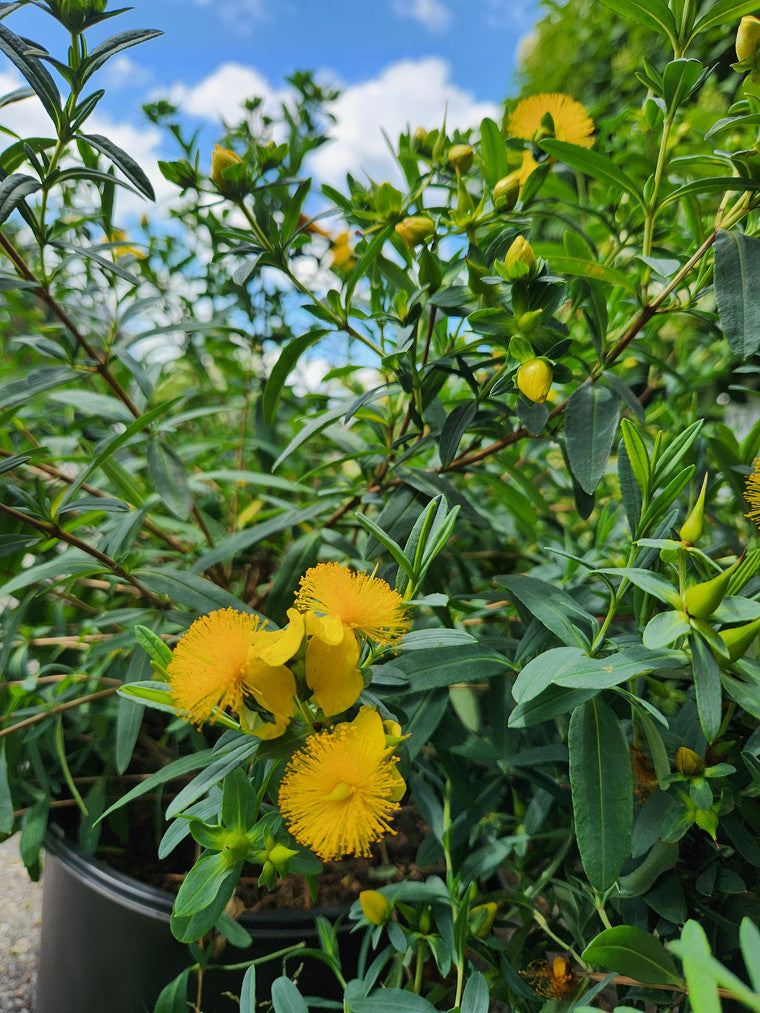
504, 235, 538, 279
493, 173, 520, 210
737, 16, 760, 64
360, 890, 390, 925
470, 902, 498, 938
676, 746, 706, 778
211, 144, 243, 196
395, 215, 435, 250
679, 474, 708, 544
448, 143, 474, 173
516, 358, 553, 404
414, 126, 429, 149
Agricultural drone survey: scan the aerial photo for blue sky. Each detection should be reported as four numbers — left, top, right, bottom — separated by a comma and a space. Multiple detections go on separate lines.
1, 0, 539, 199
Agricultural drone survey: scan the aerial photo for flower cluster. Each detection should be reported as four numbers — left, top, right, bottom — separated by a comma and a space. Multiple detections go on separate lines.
165, 563, 410, 859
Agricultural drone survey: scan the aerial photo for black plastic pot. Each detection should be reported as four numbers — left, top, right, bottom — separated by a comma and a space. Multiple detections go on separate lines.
37, 827, 357, 1013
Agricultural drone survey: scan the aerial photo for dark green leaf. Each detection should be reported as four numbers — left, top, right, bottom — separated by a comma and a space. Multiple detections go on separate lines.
153, 968, 191, 1013
79, 131, 155, 200
271, 977, 310, 1013
0, 172, 40, 225
146, 438, 193, 520
262, 328, 327, 425
439, 400, 478, 467
0, 24, 60, 124
690, 632, 722, 743
565, 380, 620, 494
714, 229, 760, 360
392, 644, 507, 691
569, 697, 633, 891
540, 139, 646, 208
496, 573, 595, 648
479, 116, 508, 186
582, 924, 685, 987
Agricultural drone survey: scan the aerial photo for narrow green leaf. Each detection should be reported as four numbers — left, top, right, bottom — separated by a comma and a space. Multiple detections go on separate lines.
740, 918, 760, 993
691, 0, 760, 38
0, 744, 14, 834
0, 24, 60, 124
134, 624, 173, 667
391, 644, 507, 691
80, 28, 164, 84
496, 573, 595, 648
240, 966, 256, 1012
540, 139, 646, 209
461, 970, 489, 1013
597, 567, 680, 605
582, 924, 685, 987
439, 400, 478, 467
544, 254, 637, 292
262, 328, 327, 425
569, 697, 633, 891
597, 0, 677, 41
509, 684, 598, 728
662, 59, 704, 112
79, 131, 155, 200
0, 173, 40, 225
714, 229, 760, 360
479, 116, 508, 186
115, 648, 151, 774
565, 380, 620, 494
271, 403, 348, 471
512, 646, 586, 703
690, 632, 722, 743
620, 418, 650, 492
669, 921, 720, 1011
147, 438, 193, 520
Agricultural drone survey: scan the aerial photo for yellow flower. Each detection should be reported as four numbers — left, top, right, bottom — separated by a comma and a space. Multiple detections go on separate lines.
278, 707, 404, 860
167, 608, 302, 739
508, 93, 594, 149
745, 458, 760, 530
108, 228, 145, 260
295, 562, 409, 644
294, 563, 409, 717
330, 230, 355, 271
360, 889, 391, 925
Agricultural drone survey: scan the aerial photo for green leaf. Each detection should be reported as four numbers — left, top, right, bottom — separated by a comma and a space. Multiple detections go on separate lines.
690, 632, 722, 743
479, 116, 508, 186
569, 697, 633, 891
261, 328, 327, 426
691, 0, 760, 38
189, 502, 331, 572
134, 567, 263, 615
509, 684, 598, 727
565, 380, 620, 495
0, 24, 60, 125
0, 173, 40, 225
271, 403, 348, 471
582, 924, 685, 987
153, 968, 191, 1013
80, 28, 164, 84
513, 646, 586, 703
172, 853, 241, 941
391, 644, 508, 691
271, 977, 310, 1013
134, 625, 173, 667
662, 59, 704, 112
597, 0, 677, 40
115, 648, 151, 774
240, 966, 256, 1012
78, 131, 155, 200
714, 229, 760, 360
216, 910, 252, 949
0, 549, 99, 598
540, 139, 646, 209
440, 401, 478, 468
97, 749, 215, 823
461, 971, 489, 1013
496, 573, 596, 648
597, 567, 680, 605
146, 438, 193, 520
740, 918, 760, 993
221, 766, 258, 830
166, 735, 259, 818
345, 990, 439, 1012
668, 921, 720, 1011
542, 254, 637, 292
643, 610, 690, 649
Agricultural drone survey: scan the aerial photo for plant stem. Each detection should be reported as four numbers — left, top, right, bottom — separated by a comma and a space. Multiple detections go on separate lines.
0, 687, 119, 739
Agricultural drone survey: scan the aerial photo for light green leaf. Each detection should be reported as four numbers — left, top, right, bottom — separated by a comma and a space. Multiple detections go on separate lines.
271, 977, 310, 1013
669, 921, 720, 1011
569, 697, 633, 891
690, 632, 722, 743
643, 610, 690, 649
540, 139, 646, 209
691, 0, 760, 38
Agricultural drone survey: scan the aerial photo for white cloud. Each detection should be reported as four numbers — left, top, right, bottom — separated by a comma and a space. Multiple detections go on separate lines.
187, 0, 265, 31
391, 0, 451, 31
310, 58, 499, 189
161, 62, 286, 123
103, 55, 152, 91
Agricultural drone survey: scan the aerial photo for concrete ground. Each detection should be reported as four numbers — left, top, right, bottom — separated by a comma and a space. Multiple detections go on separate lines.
0, 837, 43, 1013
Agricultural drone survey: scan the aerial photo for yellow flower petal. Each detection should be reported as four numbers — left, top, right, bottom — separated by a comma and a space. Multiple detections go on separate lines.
240, 657, 298, 738
278, 707, 403, 860
509, 93, 594, 149
258, 608, 304, 666
304, 610, 344, 646
295, 562, 409, 645
305, 627, 362, 716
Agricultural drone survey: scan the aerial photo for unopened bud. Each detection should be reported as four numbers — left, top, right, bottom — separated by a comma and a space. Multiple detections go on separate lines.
395, 215, 435, 250
414, 126, 429, 152
684, 555, 743, 620
676, 746, 706, 778
717, 617, 760, 663
516, 358, 553, 404
360, 890, 390, 925
737, 16, 760, 64
470, 902, 498, 938
448, 143, 474, 173
679, 474, 708, 544
211, 144, 244, 197
504, 235, 538, 279
493, 173, 520, 210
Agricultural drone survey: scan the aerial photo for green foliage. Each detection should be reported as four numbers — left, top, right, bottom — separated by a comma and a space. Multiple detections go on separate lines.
2, 0, 760, 1009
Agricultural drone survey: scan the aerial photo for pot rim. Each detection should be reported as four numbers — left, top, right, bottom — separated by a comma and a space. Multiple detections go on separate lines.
44, 825, 354, 929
